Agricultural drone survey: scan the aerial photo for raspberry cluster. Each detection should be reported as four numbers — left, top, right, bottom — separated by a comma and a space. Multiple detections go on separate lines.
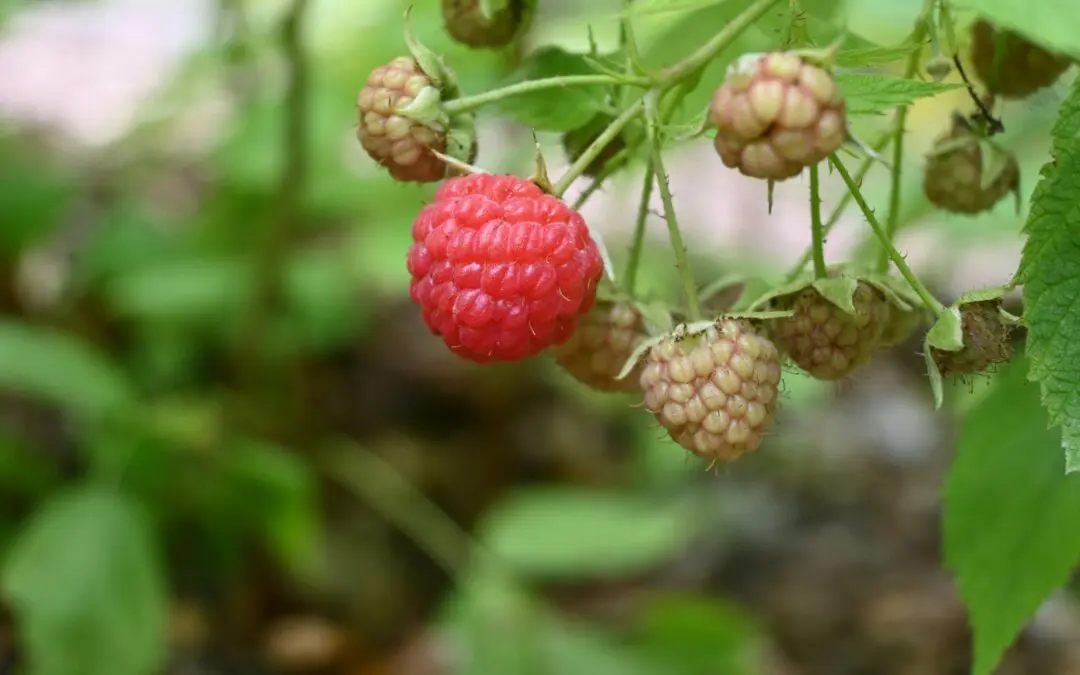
970, 20, 1072, 99
923, 116, 1019, 215
931, 300, 1014, 378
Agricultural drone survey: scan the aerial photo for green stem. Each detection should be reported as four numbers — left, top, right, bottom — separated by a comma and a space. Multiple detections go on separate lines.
829, 154, 944, 316
442, 74, 648, 116
877, 16, 928, 273
784, 131, 891, 282
808, 163, 827, 278
658, 0, 784, 83
645, 93, 702, 320
552, 97, 645, 197
624, 162, 655, 294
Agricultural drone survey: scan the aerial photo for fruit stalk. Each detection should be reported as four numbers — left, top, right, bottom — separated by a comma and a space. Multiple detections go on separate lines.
624, 162, 656, 295
809, 163, 827, 278
829, 154, 945, 316
878, 12, 929, 272
552, 97, 644, 196
234, 0, 310, 381
440, 74, 647, 116
645, 92, 703, 321
658, 0, 785, 84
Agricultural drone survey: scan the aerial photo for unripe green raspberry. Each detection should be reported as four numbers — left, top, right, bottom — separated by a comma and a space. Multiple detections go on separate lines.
552, 301, 646, 393
562, 114, 627, 178
640, 319, 783, 463
923, 117, 1019, 215
931, 300, 1014, 377
708, 51, 847, 181
770, 282, 889, 380
356, 57, 476, 183
971, 20, 1072, 99
879, 305, 925, 349
442, 0, 532, 49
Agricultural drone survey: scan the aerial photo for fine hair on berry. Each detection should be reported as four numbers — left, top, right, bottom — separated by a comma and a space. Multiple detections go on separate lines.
407, 173, 605, 363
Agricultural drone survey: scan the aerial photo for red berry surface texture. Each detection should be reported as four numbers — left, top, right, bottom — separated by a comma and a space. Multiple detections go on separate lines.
407, 174, 605, 364
641, 319, 782, 463
357, 57, 453, 183
709, 52, 847, 181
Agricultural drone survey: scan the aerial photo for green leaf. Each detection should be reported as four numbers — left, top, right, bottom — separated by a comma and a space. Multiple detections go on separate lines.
811, 275, 859, 314
479, 487, 692, 578
0, 149, 75, 256
0, 319, 135, 418
636, 595, 760, 674
2, 487, 168, 675
944, 358, 1080, 675
834, 45, 920, 68
104, 256, 249, 323
837, 74, 963, 115
965, 0, 1080, 59
496, 47, 609, 132
614, 0, 735, 18
1017, 77, 1080, 470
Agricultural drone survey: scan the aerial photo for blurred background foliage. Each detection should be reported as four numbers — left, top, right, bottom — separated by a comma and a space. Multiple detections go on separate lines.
0, 0, 1078, 674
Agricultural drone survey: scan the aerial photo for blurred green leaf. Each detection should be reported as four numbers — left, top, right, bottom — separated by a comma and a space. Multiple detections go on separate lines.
480, 486, 693, 578
837, 74, 963, 115
104, 256, 249, 323
2, 486, 168, 675
224, 440, 321, 578
944, 358, 1080, 675
0, 434, 60, 498
0, 319, 135, 418
496, 47, 609, 131
0, 148, 75, 257
1017, 77, 1080, 470
636, 595, 761, 675
835, 44, 919, 67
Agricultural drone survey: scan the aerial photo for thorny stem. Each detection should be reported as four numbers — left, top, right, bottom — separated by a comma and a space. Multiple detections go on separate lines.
808, 164, 827, 278
645, 92, 702, 321
785, 132, 891, 282
658, 0, 785, 83
552, 97, 645, 196
442, 74, 649, 116
829, 154, 945, 316
233, 0, 309, 380
624, 162, 655, 295
877, 14, 929, 273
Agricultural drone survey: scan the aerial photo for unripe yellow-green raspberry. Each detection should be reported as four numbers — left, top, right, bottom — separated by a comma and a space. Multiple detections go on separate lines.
442, 0, 531, 48
357, 57, 471, 183
770, 282, 889, 380
552, 301, 646, 393
923, 119, 1019, 215
971, 20, 1072, 99
708, 52, 847, 181
931, 300, 1014, 377
640, 319, 782, 463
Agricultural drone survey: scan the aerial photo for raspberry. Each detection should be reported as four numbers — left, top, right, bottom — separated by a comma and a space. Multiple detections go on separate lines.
770, 282, 889, 380
708, 51, 847, 181
562, 115, 627, 178
407, 173, 605, 363
442, 0, 530, 48
357, 57, 474, 183
971, 20, 1072, 99
640, 319, 782, 463
931, 300, 1014, 377
923, 117, 1019, 215
552, 300, 646, 392
879, 305, 924, 348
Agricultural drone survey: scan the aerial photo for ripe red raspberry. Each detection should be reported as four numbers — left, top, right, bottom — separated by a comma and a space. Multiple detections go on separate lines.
971, 20, 1072, 99
442, 0, 530, 48
640, 319, 783, 463
923, 116, 1019, 215
552, 300, 646, 393
709, 52, 847, 181
407, 173, 605, 363
769, 282, 889, 380
931, 300, 1014, 377
562, 114, 627, 178
357, 57, 473, 183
